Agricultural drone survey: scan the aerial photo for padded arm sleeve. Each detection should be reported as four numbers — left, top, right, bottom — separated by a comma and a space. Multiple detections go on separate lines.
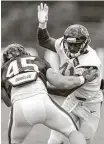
37, 28, 57, 52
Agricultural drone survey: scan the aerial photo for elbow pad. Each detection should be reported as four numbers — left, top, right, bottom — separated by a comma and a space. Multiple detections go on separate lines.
38, 28, 50, 40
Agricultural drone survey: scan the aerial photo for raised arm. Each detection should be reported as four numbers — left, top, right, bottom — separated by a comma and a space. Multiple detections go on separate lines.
37, 3, 56, 52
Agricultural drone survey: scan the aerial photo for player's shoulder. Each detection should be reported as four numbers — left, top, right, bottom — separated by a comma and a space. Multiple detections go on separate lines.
87, 46, 101, 62
87, 46, 97, 55
78, 45, 101, 68
55, 37, 64, 49
1, 60, 10, 72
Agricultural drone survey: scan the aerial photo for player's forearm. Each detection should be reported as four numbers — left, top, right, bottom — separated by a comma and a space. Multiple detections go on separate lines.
37, 27, 56, 52
47, 77, 81, 96
46, 68, 84, 89
51, 76, 83, 89
47, 86, 81, 97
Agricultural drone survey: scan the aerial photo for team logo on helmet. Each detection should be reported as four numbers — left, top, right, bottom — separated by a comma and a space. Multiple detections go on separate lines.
3, 43, 28, 63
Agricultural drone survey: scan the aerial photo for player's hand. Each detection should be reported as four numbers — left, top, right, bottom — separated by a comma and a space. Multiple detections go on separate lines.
38, 3, 48, 24
82, 67, 98, 82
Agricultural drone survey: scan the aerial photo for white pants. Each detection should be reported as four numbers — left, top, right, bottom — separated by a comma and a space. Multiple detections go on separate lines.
48, 95, 102, 144
8, 94, 76, 144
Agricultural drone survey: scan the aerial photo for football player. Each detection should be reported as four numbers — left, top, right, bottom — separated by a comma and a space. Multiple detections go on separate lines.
37, 3, 103, 144
1, 43, 98, 144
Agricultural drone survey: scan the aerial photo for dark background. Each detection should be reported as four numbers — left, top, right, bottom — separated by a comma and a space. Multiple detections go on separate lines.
1, 1, 104, 76
1, 1, 104, 57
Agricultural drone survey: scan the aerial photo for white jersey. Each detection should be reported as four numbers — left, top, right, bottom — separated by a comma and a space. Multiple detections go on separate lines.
11, 77, 48, 103
55, 37, 103, 103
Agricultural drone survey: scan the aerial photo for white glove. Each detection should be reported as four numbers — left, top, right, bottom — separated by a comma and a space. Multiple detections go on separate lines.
38, 3, 48, 24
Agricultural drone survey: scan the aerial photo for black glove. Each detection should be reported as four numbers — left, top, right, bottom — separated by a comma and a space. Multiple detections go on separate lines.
82, 67, 98, 82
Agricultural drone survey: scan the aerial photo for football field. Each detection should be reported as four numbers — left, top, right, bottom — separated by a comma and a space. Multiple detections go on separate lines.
1, 95, 104, 144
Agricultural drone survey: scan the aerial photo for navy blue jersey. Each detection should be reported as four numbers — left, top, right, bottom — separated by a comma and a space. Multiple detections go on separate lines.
1, 54, 51, 98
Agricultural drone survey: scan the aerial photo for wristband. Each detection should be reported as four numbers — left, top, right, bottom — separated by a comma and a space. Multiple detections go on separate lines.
79, 76, 85, 85
39, 23, 47, 29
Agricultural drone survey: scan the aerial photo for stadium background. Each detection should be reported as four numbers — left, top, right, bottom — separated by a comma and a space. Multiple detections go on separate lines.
1, 1, 104, 144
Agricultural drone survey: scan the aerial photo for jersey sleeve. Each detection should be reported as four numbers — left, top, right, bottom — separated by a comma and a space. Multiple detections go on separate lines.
54, 37, 64, 53
1, 65, 11, 99
1, 67, 5, 88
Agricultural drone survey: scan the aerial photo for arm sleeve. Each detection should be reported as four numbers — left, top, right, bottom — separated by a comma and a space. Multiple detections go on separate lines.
37, 28, 57, 52
1, 87, 12, 107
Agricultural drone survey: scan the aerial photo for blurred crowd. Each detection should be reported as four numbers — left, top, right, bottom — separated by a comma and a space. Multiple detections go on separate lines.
1, 1, 104, 77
